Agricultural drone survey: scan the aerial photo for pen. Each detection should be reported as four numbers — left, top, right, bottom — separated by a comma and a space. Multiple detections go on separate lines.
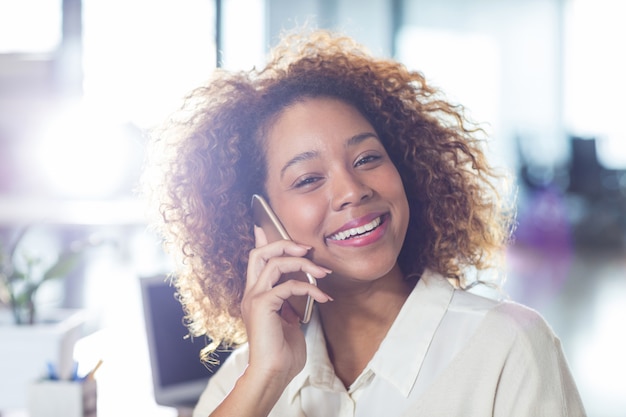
46, 361, 59, 380
71, 360, 80, 381
86, 359, 103, 381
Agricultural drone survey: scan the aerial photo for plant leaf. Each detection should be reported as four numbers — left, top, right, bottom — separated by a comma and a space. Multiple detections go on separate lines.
42, 250, 83, 282
13, 283, 37, 305
7, 270, 26, 283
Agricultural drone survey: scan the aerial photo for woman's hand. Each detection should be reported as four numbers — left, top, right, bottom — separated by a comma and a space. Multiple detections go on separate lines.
241, 226, 332, 385
210, 227, 332, 417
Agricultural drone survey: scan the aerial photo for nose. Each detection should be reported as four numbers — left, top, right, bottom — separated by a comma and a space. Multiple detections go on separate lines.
330, 169, 373, 211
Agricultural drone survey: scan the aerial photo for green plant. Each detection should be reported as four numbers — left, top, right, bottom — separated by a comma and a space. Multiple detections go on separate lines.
0, 227, 93, 325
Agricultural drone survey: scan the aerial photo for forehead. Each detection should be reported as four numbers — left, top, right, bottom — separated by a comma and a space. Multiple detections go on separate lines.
263, 97, 373, 158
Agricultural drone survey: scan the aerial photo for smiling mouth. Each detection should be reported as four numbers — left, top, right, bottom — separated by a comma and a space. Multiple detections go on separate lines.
328, 216, 383, 241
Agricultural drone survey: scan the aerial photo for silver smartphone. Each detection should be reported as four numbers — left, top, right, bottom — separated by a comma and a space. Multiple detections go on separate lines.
251, 194, 317, 324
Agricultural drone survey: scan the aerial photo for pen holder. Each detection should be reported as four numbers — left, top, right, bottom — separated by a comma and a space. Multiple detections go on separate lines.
28, 378, 97, 417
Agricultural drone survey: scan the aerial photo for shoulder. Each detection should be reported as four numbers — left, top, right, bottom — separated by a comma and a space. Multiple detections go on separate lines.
450, 297, 570, 385
492, 301, 555, 333
193, 344, 250, 417
207, 343, 250, 388
448, 284, 560, 352
217, 343, 250, 375
483, 300, 560, 351
479, 302, 587, 414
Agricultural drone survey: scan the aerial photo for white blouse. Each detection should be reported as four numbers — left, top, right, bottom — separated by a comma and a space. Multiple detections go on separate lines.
193, 269, 587, 417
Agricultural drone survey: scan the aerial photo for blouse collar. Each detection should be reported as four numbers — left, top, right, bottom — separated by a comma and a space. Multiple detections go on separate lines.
287, 269, 455, 401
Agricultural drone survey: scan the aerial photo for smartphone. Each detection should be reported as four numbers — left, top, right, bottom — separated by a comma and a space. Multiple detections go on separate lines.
251, 194, 317, 324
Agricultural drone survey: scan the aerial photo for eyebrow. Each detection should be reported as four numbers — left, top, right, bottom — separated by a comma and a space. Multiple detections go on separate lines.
279, 131, 379, 179
347, 132, 378, 147
280, 150, 319, 178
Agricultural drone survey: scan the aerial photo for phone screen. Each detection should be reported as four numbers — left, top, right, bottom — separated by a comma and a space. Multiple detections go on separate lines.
251, 194, 317, 324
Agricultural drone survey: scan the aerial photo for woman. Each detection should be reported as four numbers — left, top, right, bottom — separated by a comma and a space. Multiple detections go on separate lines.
143, 29, 586, 416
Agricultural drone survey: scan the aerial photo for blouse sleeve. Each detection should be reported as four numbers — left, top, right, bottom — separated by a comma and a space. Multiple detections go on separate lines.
492, 303, 587, 417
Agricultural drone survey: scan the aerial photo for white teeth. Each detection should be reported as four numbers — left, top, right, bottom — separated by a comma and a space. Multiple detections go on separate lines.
329, 217, 382, 241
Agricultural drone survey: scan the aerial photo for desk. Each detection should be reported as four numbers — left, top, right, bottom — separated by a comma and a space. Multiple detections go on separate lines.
0, 310, 198, 417
0, 326, 194, 417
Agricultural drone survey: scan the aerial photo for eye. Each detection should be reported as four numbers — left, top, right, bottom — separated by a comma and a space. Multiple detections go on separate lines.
293, 175, 322, 188
354, 153, 382, 167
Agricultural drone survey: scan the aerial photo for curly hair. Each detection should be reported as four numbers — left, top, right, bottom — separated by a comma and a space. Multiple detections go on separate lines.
141, 28, 516, 362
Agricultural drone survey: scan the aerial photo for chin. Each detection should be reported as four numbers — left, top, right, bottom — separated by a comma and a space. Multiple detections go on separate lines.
325, 262, 401, 288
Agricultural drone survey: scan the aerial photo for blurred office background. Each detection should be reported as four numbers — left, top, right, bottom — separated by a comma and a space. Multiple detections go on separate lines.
0, 0, 624, 416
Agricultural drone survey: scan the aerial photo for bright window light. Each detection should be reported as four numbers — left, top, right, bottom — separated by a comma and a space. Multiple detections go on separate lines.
82, 0, 216, 129
32, 103, 136, 198
221, 0, 266, 70
0, 0, 62, 53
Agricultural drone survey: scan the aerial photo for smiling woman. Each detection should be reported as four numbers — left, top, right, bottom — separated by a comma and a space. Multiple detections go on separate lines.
141, 28, 587, 417
262, 97, 409, 290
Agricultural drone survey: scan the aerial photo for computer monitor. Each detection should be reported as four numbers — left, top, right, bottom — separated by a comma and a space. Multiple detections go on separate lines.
140, 274, 232, 409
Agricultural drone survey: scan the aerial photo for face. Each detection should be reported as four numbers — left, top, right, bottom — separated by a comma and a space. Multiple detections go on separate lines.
263, 97, 410, 287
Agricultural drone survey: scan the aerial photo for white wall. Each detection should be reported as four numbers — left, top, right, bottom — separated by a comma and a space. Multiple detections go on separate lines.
400, 0, 565, 171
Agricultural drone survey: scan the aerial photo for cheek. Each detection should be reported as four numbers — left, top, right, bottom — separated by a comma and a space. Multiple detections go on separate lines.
379, 166, 407, 200
273, 197, 325, 242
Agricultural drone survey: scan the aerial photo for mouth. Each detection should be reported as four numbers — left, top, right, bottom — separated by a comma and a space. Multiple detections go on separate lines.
327, 215, 385, 241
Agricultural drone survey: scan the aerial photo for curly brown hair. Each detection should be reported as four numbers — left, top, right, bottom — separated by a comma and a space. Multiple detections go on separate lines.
141, 28, 516, 362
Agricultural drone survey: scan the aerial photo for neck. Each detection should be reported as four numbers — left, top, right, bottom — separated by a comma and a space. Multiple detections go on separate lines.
316, 265, 414, 387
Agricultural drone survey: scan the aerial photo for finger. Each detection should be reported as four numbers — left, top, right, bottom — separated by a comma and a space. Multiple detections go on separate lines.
258, 256, 331, 289
279, 300, 301, 325
246, 240, 315, 290
243, 279, 331, 321
270, 278, 334, 305
253, 225, 268, 248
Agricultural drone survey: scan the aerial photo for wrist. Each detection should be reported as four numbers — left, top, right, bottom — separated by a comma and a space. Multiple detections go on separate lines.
242, 362, 293, 395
